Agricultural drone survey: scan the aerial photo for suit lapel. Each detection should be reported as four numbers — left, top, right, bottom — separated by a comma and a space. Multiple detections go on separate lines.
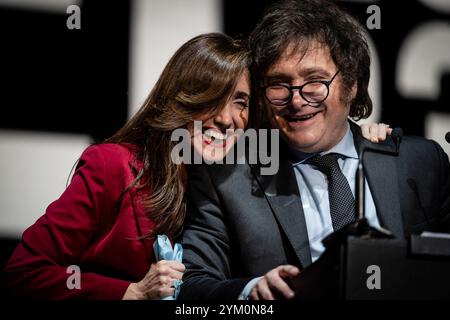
250, 146, 312, 268
248, 121, 405, 269
350, 122, 404, 237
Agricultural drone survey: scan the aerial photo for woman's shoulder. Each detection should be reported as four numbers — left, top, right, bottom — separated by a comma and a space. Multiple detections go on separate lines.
80, 143, 139, 164
78, 143, 141, 180
84, 142, 136, 157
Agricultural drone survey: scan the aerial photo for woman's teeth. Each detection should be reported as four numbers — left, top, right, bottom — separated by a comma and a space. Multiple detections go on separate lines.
203, 130, 227, 143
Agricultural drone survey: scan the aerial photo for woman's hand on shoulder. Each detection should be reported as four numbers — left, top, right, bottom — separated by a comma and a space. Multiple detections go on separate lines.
122, 260, 185, 300
361, 122, 392, 143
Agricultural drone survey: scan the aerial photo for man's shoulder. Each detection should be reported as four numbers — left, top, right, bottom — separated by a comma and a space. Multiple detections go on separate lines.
400, 135, 442, 154
396, 135, 449, 168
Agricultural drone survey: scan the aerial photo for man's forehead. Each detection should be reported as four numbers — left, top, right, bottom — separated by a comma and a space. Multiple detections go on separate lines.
266, 40, 333, 75
285, 40, 327, 56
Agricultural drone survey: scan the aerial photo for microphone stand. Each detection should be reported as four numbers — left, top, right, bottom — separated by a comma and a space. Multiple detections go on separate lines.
322, 129, 403, 248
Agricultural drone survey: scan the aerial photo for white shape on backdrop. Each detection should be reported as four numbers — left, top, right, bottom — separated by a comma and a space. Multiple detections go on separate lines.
396, 22, 450, 156
128, 0, 222, 118
419, 0, 450, 14
426, 113, 450, 154
397, 22, 450, 99
0, 131, 90, 238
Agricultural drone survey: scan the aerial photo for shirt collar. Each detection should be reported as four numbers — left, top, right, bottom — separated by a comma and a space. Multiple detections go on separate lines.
289, 124, 358, 165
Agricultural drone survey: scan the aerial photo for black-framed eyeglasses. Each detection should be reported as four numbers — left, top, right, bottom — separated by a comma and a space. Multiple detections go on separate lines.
262, 70, 340, 107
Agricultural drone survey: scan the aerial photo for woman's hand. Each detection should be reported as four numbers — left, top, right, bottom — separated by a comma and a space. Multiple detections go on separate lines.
122, 260, 185, 300
361, 123, 392, 143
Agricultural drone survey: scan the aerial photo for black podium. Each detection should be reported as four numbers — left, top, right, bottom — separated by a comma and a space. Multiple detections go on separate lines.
289, 131, 450, 299
290, 233, 450, 299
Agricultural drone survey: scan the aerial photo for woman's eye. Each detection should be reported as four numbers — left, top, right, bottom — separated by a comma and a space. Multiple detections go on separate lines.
235, 100, 249, 109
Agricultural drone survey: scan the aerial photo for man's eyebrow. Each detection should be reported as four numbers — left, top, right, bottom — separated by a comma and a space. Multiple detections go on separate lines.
264, 67, 332, 81
263, 73, 292, 84
298, 67, 331, 78
264, 72, 290, 79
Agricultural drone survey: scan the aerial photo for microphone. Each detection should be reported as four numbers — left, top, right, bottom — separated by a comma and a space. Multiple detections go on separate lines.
353, 128, 402, 236
445, 132, 450, 144
323, 128, 401, 246
356, 128, 402, 218
390, 127, 403, 148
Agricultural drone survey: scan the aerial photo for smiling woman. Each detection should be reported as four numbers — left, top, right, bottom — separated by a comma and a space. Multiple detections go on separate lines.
1, 32, 251, 300
189, 70, 250, 162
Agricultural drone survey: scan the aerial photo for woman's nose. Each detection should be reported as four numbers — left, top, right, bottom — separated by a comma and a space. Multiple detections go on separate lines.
214, 105, 233, 129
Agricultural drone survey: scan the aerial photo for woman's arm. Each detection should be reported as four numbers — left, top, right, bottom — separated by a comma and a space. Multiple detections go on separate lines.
2, 145, 130, 299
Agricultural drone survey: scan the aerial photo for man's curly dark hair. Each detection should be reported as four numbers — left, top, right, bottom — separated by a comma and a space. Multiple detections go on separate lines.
248, 0, 372, 124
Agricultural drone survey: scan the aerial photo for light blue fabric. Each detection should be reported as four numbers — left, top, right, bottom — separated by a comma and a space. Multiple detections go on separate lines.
153, 234, 183, 300
290, 125, 381, 263
238, 277, 262, 300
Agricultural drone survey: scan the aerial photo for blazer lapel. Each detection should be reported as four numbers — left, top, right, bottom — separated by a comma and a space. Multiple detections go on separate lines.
250, 146, 312, 268
350, 122, 404, 238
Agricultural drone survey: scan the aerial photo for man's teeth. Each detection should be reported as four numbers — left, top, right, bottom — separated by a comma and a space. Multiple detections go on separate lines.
288, 113, 318, 121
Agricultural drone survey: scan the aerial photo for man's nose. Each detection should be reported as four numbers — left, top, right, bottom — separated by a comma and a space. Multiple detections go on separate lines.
290, 89, 309, 109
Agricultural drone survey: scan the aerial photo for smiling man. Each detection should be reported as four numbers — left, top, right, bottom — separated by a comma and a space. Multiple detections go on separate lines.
263, 44, 349, 153
179, 0, 450, 300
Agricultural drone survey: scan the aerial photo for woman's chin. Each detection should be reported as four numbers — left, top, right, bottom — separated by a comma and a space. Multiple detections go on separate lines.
198, 145, 227, 163
202, 154, 222, 163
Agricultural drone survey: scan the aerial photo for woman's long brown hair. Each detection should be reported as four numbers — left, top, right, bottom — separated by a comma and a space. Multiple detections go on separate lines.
106, 33, 250, 238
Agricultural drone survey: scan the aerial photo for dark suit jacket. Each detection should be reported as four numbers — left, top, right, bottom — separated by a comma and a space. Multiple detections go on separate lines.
2, 144, 159, 299
179, 122, 450, 300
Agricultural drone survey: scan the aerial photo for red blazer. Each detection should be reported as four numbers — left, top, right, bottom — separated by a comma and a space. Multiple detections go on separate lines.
2, 143, 160, 299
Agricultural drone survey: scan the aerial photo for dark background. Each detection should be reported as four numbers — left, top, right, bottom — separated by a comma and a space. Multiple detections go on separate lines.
1, 0, 449, 297
1, 1, 448, 142
0, 1, 130, 142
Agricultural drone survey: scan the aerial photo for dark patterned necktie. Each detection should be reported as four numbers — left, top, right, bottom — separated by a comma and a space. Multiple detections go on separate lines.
306, 153, 356, 231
